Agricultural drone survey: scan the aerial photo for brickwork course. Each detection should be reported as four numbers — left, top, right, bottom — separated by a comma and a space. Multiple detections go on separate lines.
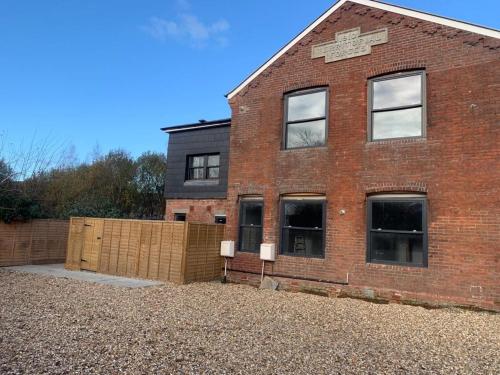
165, 199, 227, 223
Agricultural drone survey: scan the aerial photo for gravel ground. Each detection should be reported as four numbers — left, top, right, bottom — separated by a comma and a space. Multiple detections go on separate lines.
0, 269, 499, 374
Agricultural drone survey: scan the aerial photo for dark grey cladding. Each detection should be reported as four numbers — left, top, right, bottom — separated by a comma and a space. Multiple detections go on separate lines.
164, 124, 230, 199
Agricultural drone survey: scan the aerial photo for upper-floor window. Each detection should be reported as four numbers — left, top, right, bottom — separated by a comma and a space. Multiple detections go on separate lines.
367, 195, 427, 267
186, 154, 220, 180
368, 71, 426, 141
284, 88, 327, 149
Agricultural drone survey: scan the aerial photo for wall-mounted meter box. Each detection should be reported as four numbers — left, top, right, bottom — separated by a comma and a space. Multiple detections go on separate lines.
260, 243, 276, 261
220, 241, 235, 257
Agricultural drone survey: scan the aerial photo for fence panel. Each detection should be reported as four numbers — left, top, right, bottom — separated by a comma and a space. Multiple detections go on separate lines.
0, 220, 69, 266
65, 217, 224, 284
184, 223, 225, 283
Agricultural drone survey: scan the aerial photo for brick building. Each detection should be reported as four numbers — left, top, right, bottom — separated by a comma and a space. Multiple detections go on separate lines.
163, 0, 500, 310
163, 119, 230, 223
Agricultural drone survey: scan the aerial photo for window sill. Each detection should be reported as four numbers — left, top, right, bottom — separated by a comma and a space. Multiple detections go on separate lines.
279, 253, 325, 260
366, 137, 427, 146
184, 179, 219, 187
280, 146, 328, 153
366, 261, 427, 269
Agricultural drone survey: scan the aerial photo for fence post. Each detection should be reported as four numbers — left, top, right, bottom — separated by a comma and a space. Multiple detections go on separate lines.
180, 222, 189, 284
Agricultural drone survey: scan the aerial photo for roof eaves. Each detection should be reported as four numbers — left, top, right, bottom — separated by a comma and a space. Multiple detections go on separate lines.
161, 118, 231, 133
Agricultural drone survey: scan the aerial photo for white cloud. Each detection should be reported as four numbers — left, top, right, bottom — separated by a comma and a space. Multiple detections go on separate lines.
142, 5, 230, 48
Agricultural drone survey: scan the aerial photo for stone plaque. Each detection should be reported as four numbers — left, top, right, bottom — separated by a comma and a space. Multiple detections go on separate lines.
311, 27, 388, 63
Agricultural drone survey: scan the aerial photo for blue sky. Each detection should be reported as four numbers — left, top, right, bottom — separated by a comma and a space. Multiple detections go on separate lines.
1, 0, 498, 162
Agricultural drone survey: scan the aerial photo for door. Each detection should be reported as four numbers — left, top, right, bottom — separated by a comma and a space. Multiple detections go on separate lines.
80, 218, 103, 271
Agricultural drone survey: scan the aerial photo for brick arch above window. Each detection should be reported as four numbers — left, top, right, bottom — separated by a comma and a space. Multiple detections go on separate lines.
364, 182, 428, 194
365, 60, 427, 79
281, 81, 330, 95
278, 187, 327, 196
232, 187, 265, 199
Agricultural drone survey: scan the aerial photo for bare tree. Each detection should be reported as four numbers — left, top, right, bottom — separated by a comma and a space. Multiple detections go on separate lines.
0, 132, 67, 186
294, 128, 324, 147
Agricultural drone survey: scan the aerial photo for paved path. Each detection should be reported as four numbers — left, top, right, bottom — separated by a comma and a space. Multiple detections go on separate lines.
4, 264, 163, 288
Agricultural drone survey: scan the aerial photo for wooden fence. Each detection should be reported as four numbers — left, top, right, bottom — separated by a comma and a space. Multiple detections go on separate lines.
0, 220, 69, 266
65, 217, 225, 284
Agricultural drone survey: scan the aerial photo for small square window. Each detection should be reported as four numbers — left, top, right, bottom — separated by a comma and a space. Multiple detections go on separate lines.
284, 88, 327, 149
367, 196, 427, 267
368, 71, 426, 141
174, 213, 186, 222
215, 215, 226, 224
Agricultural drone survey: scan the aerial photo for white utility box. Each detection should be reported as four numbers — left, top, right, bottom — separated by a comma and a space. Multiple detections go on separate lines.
260, 243, 276, 261
220, 241, 235, 257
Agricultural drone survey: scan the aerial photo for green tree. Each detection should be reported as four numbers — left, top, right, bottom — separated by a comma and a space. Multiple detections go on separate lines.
132, 152, 167, 219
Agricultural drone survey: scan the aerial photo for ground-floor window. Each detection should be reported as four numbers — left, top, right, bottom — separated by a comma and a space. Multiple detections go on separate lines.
238, 199, 263, 253
174, 213, 186, 221
280, 198, 325, 258
215, 215, 226, 224
367, 195, 427, 267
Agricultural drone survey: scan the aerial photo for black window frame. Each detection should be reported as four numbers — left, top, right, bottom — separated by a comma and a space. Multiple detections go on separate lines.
238, 199, 264, 253
366, 195, 428, 267
279, 198, 326, 259
367, 70, 427, 142
283, 87, 329, 150
185, 153, 220, 181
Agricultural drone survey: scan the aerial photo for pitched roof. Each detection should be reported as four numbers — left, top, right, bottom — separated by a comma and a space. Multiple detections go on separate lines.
161, 118, 231, 133
226, 0, 500, 99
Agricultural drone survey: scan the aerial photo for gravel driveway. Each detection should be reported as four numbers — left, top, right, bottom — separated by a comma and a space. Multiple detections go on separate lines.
0, 269, 498, 374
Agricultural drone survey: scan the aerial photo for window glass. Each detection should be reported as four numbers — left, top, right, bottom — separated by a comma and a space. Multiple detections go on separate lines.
369, 72, 424, 141
174, 213, 186, 222
191, 168, 204, 180
285, 88, 327, 149
287, 120, 326, 148
239, 201, 263, 253
373, 75, 421, 110
288, 91, 326, 121
370, 232, 423, 264
208, 167, 219, 179
284, 201, 323, 228
207, 155, 220, 166
215, 215, 226, 224
367, 197, 426, 267
191, 156, 204, 167
240, 227, 263, 252
282, 228, 323, 257
281, 200, 324, 258
372, 108, 422, 140
241, 202, 262, 226
372, 201, 422, 231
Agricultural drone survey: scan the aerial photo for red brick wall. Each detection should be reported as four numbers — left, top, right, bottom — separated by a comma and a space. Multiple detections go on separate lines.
165, 199, 227, 224
224, 2, 500, 310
